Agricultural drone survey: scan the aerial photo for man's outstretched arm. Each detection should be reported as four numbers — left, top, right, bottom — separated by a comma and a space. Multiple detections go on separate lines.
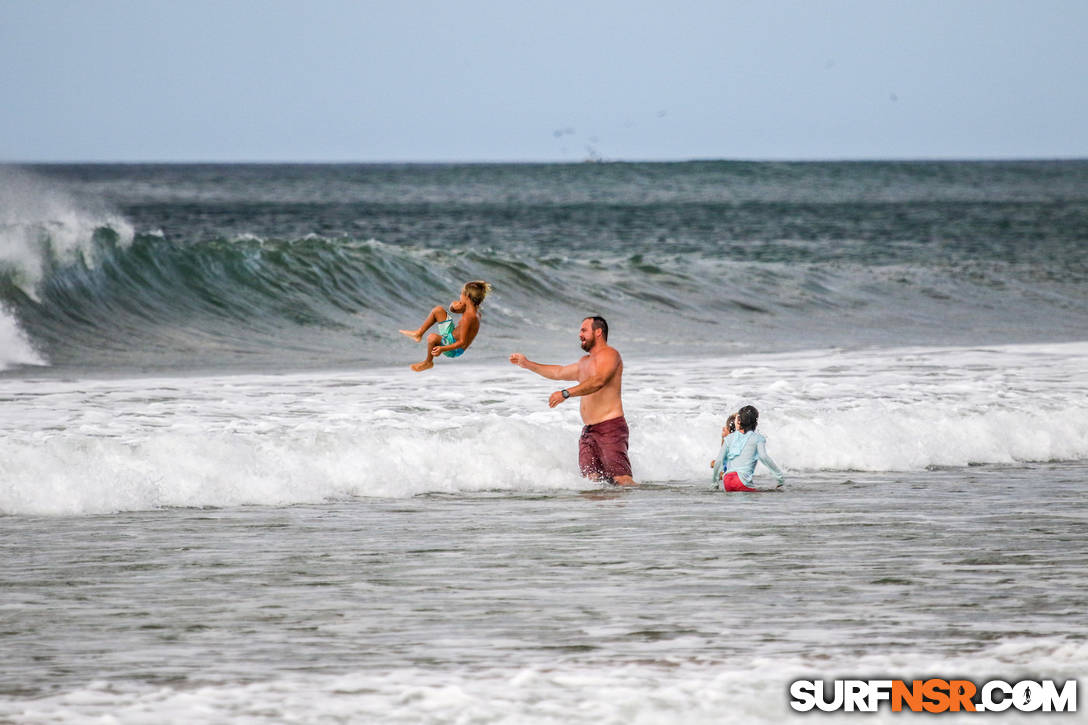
509, 353, 579, 381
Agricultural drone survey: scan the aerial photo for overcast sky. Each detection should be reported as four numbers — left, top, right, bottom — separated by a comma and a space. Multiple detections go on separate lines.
2, 0, 1086, 162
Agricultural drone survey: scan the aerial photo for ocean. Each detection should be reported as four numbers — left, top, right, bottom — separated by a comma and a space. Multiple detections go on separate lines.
1, 161, 1086, 723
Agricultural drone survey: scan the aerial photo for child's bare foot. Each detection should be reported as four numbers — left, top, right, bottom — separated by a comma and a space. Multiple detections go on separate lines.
399, 329, 423, 342
410, 360, 433, 372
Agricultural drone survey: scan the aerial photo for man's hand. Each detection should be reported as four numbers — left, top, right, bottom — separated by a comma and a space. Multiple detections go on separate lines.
431, 345, 444, 357
509, 353, 528, 368
548, 390, 568, 408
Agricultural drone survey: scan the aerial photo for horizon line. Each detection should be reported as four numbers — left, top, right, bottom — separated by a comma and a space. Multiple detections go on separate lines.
5, 154, 1088, 166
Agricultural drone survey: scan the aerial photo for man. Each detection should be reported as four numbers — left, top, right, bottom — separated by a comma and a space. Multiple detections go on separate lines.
509, 316, 635, 485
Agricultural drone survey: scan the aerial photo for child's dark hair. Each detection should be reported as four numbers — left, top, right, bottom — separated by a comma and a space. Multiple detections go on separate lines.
463, 280, 491, 307
726, 413, 738, 434
737, 405, 759, 432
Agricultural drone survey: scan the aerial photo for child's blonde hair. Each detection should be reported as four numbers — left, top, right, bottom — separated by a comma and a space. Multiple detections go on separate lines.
463, 280, 492, 307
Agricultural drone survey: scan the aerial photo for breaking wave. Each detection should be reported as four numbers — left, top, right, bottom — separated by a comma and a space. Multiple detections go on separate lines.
3, 230, 1086, 371
2, 162, 1086, 372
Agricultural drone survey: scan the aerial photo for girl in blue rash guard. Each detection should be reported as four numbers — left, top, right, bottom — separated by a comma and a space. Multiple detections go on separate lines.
711, 405, 785, 491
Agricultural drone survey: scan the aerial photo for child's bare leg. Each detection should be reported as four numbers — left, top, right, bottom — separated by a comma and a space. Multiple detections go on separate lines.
410, 332, 442, 371
399, 305, 448, 342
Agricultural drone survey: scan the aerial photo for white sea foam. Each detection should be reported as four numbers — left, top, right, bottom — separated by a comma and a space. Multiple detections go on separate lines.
0, 423, 586, 516
0, 305, 46, 370
1, 343, 1085, 516
1, 638, 1083, 724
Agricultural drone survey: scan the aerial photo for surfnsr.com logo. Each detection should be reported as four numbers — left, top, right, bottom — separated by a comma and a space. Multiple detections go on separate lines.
789, 678, 1077, 713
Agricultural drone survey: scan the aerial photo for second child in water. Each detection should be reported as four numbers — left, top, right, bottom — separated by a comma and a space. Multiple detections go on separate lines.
711, 405, 785, 491
400, 280, 491, 371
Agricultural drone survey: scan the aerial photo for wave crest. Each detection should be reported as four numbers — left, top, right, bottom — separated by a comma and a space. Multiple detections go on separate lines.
0, 166, 134, 297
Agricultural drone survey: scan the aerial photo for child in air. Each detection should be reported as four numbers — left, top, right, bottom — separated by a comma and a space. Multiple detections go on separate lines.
711, 405, 785, 491
399, 280, 491, 371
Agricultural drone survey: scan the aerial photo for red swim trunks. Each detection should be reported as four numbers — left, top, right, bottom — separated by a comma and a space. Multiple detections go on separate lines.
722, 471, 759, 492
578, 416, 632, 481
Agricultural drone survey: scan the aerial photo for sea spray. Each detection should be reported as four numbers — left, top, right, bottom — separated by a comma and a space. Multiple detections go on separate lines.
0, 166, 134, 296
1, 166, 135, 368
0, 304, 45, 370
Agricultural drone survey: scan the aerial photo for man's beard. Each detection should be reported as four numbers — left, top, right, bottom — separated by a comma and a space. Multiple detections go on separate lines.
580, 337, 595, 352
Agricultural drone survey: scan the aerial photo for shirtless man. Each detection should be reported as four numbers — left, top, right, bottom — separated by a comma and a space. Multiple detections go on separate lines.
509, 316, 635, 485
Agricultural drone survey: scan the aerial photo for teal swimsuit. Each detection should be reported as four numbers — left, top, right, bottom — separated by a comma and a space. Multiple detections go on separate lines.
437, 320, 465, 358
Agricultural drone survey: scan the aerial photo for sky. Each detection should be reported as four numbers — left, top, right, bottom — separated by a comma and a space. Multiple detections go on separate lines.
2, 0, 1087, 162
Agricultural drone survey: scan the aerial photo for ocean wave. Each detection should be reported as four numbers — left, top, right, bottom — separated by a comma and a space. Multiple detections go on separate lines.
3, 393, 1085, 516
0, 166, 134, 297
0, 422, 586, 516
1, 166, 134, 369
4, 341, 1084, 516
3, 227, 1086, 371
2, 164, 1086, 371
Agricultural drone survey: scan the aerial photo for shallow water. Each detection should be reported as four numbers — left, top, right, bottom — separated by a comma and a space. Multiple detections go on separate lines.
2, 462, 1086, 723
